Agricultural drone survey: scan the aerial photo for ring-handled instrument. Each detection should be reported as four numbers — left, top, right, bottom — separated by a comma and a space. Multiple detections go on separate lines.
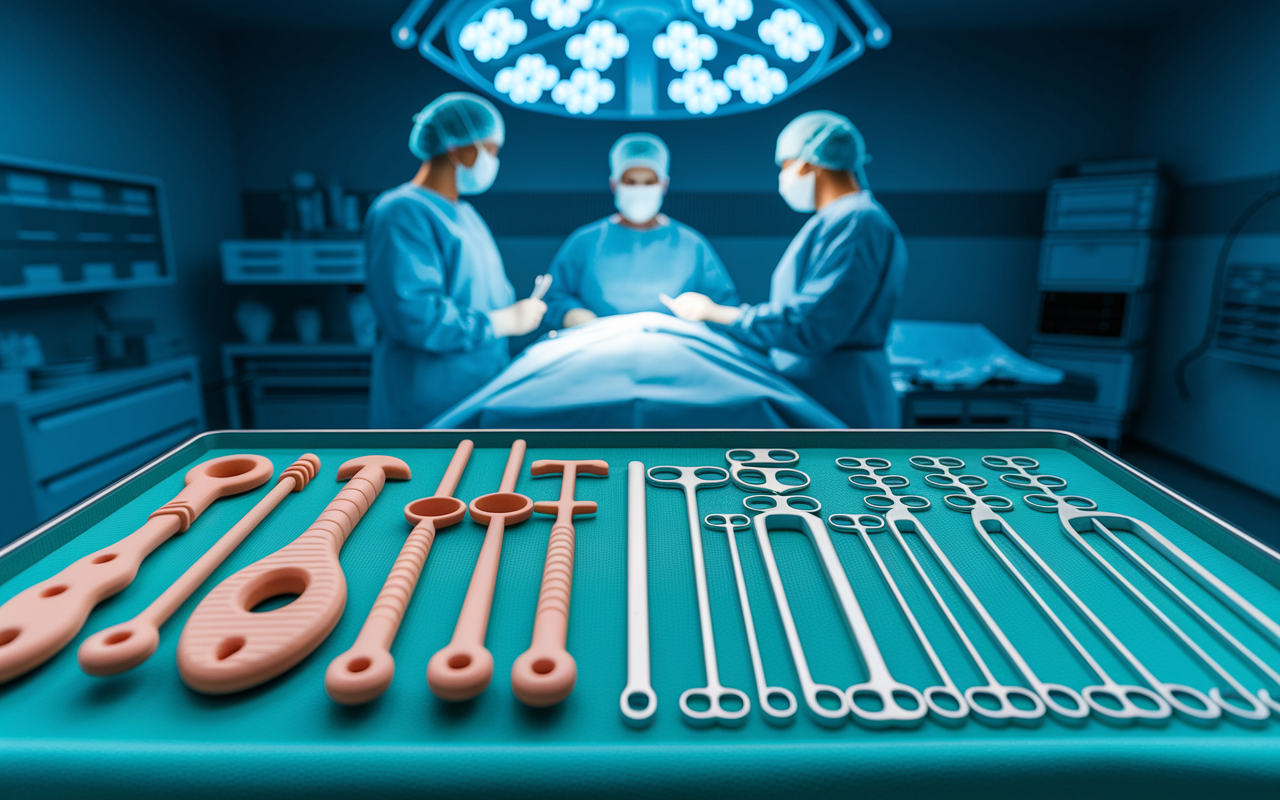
985, 455, 1270, 722
0, 453, 275, 685
985, 454, 1280, 656
177, 455, 412, 695
705, 512, 797, 723
745, 493, 927, 728
837, 456, 1072, 724
620, 462, 657, 724
326, 441, 473, 705
530, 273, 553, 301
79, 454, 320, 677
429, 440, 534, 701
725, 448, 809, 495
647, 465, 751, 725
909, 455, 1174, 724
826, 511, 968, 723
511, 458, 609, 707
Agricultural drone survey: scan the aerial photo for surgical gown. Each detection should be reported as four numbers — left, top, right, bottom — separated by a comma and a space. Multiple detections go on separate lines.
365, 183, 516, 428
722, 191, 907, 428
544, 216, 739, 327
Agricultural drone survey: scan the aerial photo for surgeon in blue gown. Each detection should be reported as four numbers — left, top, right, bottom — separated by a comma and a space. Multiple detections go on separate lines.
544, 133, 739, 329
664, 111, 907, 428
365, 93, 547, 428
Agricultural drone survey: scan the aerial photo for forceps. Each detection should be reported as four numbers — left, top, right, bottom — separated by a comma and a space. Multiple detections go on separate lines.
825, 512, 969, 723
647, 466, 751, 724
910, 456, 1171, 723
704, 512, 798, 722
745, 494, 927, 727
985, 456, 1270, 722
837, 457, 1080, 724
530, 273, 553, 301
725, 449, 810, 495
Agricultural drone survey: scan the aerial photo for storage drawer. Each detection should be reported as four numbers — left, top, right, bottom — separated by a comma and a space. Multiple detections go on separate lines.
24, 372, 203, 482
1029, 345, 1146, 415
1039, 236, 1158, 289
296, 241, 365, 283
1045, 175, 1165, 232
220, 241, 298, 283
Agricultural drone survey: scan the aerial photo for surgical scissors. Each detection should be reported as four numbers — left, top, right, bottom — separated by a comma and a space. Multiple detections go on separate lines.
647, 465, 751, 725
725, 448, 810, 495
825, 512, 969, 723
837, 456, 1079, 724
704, 512, 797, 722
745, 494, 927, 727
909, 456, 1171, 723
985, 455, 1270, 722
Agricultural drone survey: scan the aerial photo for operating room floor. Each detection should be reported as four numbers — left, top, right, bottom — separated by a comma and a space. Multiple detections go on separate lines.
1123, 437, 1280, 550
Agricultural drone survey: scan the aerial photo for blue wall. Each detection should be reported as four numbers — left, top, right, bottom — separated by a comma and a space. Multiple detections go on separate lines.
221, 27, 1144, 351
0, 0, 244, 422
1129, 0, 1280, 499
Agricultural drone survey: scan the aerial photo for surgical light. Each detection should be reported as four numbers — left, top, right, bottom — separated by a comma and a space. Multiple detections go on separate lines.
394, 0, 890, 119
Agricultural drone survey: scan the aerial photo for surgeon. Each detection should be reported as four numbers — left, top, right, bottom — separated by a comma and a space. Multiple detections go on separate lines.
663, 111, 907, 428
365, 92, 546, 428
544, 133, 739, 329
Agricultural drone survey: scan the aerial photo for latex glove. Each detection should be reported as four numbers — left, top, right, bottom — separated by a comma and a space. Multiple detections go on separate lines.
562, 308, 598, 328
660, 292, 743, 325
487, 298, 547, 338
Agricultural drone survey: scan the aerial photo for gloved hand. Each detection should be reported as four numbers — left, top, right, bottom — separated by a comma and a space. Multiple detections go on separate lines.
659, 292, 743, 325
562, 308, 598, 328
487, 298, 547, 338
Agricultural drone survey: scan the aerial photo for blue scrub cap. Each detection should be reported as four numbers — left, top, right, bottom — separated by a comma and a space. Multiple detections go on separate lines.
409, 92, 506, 161
775, 110, 869, 184
610, 133, 669, 181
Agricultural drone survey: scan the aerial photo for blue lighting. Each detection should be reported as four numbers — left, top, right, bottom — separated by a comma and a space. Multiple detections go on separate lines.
652, 20, 717, 73
396, 0, 890, 119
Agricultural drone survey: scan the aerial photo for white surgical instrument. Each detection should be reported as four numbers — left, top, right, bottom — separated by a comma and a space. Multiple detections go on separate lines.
647, 465, 751, 725
530, 273, 553, 301
837, 457, 1083, 724
744, 493, 927, 727
704, 512, 798, 722
621, 462, 657, 724
909, 456, 1172, 723
825, 511, 970, 723
725, 449, 810, 495
985, 455, 1270, 723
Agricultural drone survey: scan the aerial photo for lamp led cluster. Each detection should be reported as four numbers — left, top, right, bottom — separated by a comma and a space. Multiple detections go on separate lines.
394, 0, 889, 119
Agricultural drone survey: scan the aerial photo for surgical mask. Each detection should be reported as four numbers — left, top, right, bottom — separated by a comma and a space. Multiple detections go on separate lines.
778, 160, 816, 213
456, 147, 499, 195
614, 184, 663, 223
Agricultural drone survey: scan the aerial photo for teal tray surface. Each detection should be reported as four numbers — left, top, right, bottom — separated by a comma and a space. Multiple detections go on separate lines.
2, 430, 1279, 799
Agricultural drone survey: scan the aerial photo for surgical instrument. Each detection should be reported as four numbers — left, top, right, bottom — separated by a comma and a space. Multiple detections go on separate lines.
985, 455, 1268, 722
825, 511, 969, 723
704, 511, 797, 723
0, 454, 275, 685
511, 458, 609, 707
909, 456, 1171, 723
428, 440, 534, 701
837, 457, 1079, 724
621, 462, 657, 724
989, 455, 1280, 654
647, 465, 751, 725
745, 493, 927, 727
325, 441, 473, 705
177, 456, 412, 695
79, 454, 320, 677
530, 273, 553, 302
725, 448, 810, 495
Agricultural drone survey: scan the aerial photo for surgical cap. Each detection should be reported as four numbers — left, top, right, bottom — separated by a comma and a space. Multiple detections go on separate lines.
610, 133, 669, 181
409, 92, 506, 161
775, 111, 868, 183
